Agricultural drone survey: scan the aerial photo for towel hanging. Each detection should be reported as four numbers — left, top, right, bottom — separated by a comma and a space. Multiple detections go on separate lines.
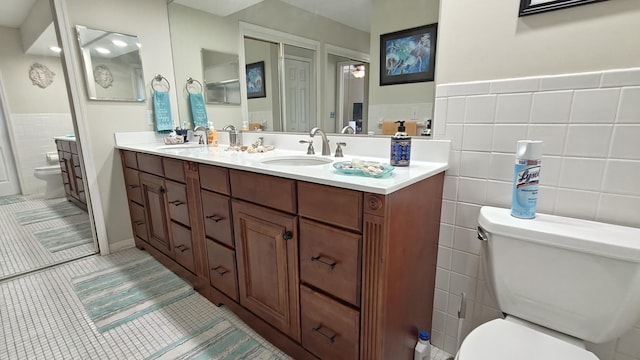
186, 77, 208, 128
152, 74, 173, 132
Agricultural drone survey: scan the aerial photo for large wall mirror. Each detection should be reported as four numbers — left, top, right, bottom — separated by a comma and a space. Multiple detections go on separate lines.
76, 25, 146, 101
166, 0, 436, 136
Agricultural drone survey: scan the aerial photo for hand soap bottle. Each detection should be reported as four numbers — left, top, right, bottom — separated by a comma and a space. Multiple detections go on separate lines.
207, 121, 218, 147
390, 120, 411, 166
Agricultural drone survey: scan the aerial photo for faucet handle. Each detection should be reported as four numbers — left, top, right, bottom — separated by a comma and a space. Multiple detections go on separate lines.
299, 139, 315, 155
335, 142, 346, 157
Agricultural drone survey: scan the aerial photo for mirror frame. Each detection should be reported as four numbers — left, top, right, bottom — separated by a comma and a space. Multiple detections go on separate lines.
238, 22, 321, 131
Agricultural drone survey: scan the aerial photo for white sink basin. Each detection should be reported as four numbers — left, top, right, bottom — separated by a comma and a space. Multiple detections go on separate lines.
157, 143, 206, 150
260, 156, 333, 166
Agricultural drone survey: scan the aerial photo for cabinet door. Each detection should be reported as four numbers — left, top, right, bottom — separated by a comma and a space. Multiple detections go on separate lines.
139, 172, 173, 257
232, 200, 300, 341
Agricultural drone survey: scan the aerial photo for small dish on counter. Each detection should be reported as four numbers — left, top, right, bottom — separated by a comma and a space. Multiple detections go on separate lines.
333, 159, 394, 178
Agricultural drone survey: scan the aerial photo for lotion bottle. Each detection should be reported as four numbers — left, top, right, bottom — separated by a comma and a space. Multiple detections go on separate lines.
207, 121, 218, 147
390, 120, 411, 167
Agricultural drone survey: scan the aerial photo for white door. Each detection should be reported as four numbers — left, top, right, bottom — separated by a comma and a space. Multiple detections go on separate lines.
284, 57, 313, 132
0, 86, 20, 197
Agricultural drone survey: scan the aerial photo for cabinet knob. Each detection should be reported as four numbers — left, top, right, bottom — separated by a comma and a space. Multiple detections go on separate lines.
282, 230, 293, 240
159, 186, 166, 193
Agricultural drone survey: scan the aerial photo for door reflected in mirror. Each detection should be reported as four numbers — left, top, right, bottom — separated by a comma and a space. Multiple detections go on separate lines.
202, 49, 240, 105
330, 54, 369, 134
76, 25, 145, 101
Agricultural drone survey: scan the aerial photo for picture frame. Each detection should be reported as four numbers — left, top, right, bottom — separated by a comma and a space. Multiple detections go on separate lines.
519, 0, 608, 17
380, 23, 437, 86
245, 61, 266, 99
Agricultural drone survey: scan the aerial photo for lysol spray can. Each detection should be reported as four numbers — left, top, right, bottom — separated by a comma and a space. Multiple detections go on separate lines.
511, 140, 543, 219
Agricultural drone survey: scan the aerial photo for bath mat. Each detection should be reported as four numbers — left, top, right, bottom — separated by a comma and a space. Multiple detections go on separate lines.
15, 201, 83, 225
34, 222, 93, 252
0, 195, 25, 206
146, 318, 280, 360
72, 257, 195, 332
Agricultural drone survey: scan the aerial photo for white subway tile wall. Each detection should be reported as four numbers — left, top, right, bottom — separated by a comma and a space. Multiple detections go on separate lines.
9, 113, 74, 195
432, 67, 640, 359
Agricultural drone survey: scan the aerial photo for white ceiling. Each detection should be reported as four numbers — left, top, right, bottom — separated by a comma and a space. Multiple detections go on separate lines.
173, 0, 372, 33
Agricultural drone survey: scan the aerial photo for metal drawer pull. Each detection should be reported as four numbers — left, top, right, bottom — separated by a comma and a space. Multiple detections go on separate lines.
175, 244, 189, 252
206, 214, 223, 222
312, 325, 337, 343
212, 265, 229, 276
311, 255, 337, 269
133, 220, 144, 226
168, 200, 184, 206
127, 184, 139, 189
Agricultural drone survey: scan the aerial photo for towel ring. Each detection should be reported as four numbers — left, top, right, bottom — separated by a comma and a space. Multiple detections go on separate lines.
186, 77, 203, 94
151, 74, 170, 92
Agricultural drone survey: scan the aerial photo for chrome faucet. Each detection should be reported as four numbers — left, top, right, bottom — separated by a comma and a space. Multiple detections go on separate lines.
340, 125, 355, 134
222, 124, 236, 131
193, 125, 207, 144
310, 127, 330, 155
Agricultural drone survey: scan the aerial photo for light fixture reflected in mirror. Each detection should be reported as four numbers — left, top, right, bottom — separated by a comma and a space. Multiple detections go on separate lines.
352, 64, 366, 79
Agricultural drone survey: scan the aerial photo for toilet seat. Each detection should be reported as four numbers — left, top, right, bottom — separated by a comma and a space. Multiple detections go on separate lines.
457, 319, 598, 360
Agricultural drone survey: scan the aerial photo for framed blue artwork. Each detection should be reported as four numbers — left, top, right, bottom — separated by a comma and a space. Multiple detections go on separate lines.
246, 61, 266, 98
380, 23, 437, 86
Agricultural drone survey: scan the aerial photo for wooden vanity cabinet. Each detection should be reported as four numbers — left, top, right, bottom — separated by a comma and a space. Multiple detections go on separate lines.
56, 139, 87, 210
120, 150, 445, 360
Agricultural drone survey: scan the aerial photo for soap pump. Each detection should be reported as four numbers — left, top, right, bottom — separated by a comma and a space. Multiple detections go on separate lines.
390, 120, 411, 167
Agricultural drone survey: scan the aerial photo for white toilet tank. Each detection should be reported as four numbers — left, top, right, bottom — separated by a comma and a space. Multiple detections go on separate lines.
478, 207, 640, 343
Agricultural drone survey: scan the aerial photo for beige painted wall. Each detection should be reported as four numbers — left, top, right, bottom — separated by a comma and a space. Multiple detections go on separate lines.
437, 0, 640, 83
0, 26, 69, 114
65, 0, 176, 247
369, 0, 439, 106
20, 0, 53, 52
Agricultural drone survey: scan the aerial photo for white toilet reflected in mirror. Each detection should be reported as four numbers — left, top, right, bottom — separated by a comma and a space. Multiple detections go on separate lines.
34, 152, 64, 199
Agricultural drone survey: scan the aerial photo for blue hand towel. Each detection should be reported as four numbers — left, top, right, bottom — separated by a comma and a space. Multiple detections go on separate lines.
153, 90, 173, 132
189, 92, 208, 128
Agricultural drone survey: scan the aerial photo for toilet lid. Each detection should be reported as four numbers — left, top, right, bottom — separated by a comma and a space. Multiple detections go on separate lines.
457, 319, 598, 360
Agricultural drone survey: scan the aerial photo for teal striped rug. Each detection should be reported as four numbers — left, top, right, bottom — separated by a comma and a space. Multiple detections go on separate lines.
15, 202, 83, 225
0, 195, 25, 206
72, 257, 195, 332
34, 222, 93, 252
146, 318, 280, 360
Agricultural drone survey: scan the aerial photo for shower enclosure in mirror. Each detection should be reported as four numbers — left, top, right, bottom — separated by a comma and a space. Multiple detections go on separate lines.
202, 49, 240, 105
76, 25, 146, 101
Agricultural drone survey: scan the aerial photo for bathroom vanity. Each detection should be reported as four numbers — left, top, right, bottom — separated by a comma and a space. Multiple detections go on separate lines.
55, 137, 87, 210
116, 134, 448, 360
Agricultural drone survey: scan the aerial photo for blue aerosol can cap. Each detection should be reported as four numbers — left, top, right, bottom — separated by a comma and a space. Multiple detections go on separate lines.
419, 330, 430, 341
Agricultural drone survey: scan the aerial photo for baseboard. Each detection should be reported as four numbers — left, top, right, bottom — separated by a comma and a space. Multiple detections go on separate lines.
108, 238, 135, 253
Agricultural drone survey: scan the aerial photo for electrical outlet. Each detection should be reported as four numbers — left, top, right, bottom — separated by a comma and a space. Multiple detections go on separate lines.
411, 106, 418, 119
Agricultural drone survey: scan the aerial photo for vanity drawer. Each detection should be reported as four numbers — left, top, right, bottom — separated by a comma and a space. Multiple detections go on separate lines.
298, 182, 363, 232
163, 158, 185, 183
300, 218, 361, 306
171, 222, 195, 274
166, 180, 190, 227
206, 239, 239, 302
123, 168, 142, 204
300, 285, 359, 360
199, 164, 229, 195
230, 169, 296, 213
137, 153, 164, 176
129, 201, 148, 242
122, 150, 138, 169
201, 190, 233, 248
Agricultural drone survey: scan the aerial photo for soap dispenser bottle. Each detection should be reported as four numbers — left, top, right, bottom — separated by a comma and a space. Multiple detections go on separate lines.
390, 120, 411, 166
207, 121, 218, 147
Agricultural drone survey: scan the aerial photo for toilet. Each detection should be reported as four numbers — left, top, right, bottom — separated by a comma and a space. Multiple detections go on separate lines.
456, 206, 640, 360
34, 152, 65, 199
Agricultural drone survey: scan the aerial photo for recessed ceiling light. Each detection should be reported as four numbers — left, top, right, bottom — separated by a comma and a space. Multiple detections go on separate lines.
112, 39, 127, 47
49, 46, 62, 53
95, 47, 111, 54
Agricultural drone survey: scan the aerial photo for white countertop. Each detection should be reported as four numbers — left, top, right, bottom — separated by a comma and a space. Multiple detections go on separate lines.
54, 135, 76, 142
114, 131, 450, 195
